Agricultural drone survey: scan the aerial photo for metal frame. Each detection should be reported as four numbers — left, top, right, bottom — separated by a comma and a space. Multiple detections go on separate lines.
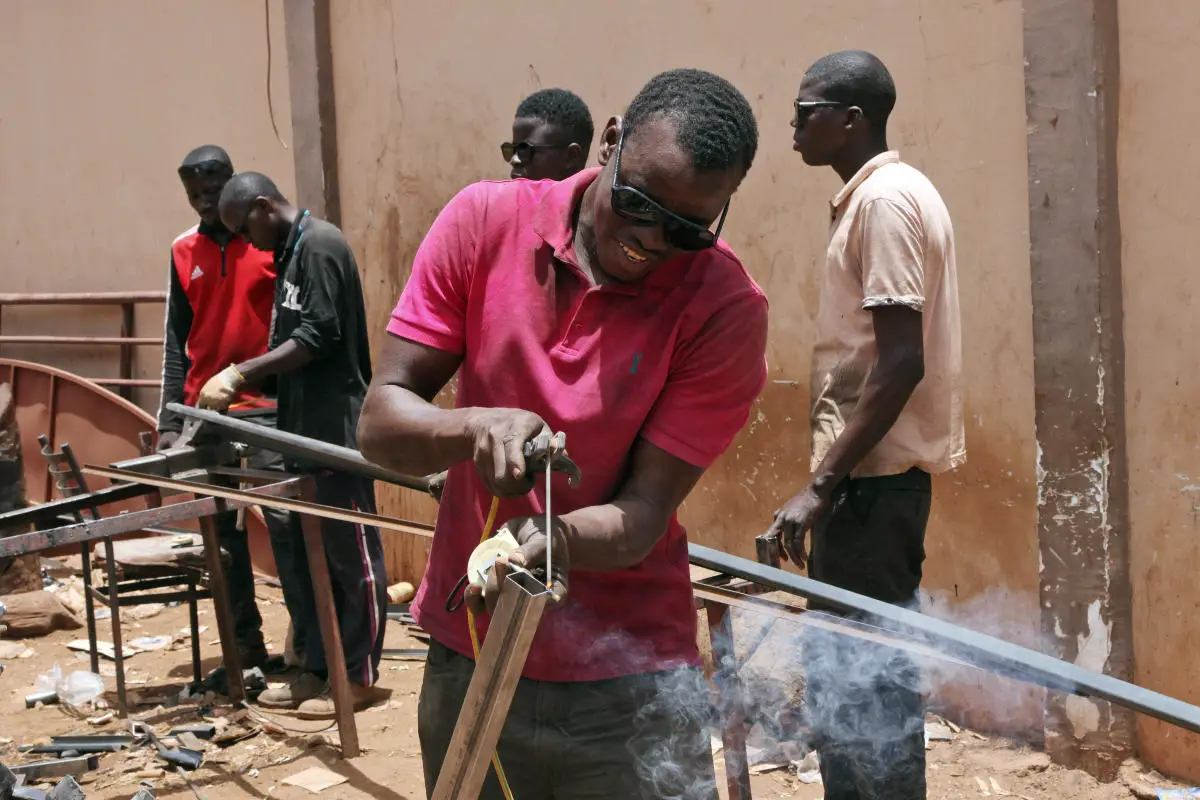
431, 571, 550, 800
689, 543, 1200, 734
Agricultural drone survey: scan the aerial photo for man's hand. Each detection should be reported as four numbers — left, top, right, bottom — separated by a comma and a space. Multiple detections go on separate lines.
465, 515, 570, 615
426, 470, 448, 503
464, 408, 552, 496
197, 365, 244, 411
766, 484, 833, 568
156, 431, 180, 452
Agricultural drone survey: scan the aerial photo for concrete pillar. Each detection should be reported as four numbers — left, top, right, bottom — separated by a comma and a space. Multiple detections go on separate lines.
284, 0, 341, 226
1023, 0, 1133, 779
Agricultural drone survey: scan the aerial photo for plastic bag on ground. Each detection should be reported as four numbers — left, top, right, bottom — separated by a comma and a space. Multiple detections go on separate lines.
34, 662, 104, 706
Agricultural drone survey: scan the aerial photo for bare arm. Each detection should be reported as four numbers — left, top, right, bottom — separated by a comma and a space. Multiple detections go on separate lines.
559, 437, 703, 571
772, 305, 925, 563
809, 305, 925, 494
236, 339, 314, 386
357, 334, 549, 495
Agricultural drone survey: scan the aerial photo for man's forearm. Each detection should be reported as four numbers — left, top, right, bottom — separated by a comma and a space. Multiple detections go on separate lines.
357, 384, 478, 476
236, 339, 314, 386
810, 358, 923, 495
559, 498, 670, 572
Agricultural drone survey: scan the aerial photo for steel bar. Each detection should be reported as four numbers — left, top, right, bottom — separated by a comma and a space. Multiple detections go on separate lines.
0, 479, 305, 558
431, 571, 551, 800
0, 336, 161, 346
0, 482, 156, 532
167, 403, 429, 492
0, 291, 166, 305
688, 543, 1200, 734
199, 500, 245, 704
706, 603, 751, 800
82, 465, 434, 540
298, 498, 359, 757
692, 583, 977, 670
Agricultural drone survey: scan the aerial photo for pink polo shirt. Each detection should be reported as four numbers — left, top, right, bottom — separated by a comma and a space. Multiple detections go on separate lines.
388, 168, 768, 682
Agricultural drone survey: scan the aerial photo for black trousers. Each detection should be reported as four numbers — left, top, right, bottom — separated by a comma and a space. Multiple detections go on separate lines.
418, 640, 717, 800
269, 470, 387, 686
802, 467, 931, 800
211, 414, 291, 653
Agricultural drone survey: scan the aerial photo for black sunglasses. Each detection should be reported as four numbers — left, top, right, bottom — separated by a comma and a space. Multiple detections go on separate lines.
791, 100, 848, 128
610, 135, 728, 252
501, 141, 569, 164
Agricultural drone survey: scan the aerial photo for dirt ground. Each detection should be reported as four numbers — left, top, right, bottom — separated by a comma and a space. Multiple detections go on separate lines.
0, 576, 1189, 800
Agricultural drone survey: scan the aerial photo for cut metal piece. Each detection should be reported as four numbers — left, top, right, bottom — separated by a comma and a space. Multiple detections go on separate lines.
431, 570, 550, 800
7, 756, 99, 780
80, 466, 434, 541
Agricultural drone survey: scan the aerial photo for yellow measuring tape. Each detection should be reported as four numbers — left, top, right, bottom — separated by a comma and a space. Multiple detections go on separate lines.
467, 496, 515, 799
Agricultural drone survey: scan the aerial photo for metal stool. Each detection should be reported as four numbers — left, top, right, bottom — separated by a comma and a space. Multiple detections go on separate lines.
38, 435, 207, 715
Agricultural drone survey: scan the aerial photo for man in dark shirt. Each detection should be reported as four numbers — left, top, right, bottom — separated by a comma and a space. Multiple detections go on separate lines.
200, 171, 387, 719
158, 145, 288, 673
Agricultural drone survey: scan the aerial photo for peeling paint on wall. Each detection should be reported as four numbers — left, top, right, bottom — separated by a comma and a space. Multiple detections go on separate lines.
1064, 600, 1112, 738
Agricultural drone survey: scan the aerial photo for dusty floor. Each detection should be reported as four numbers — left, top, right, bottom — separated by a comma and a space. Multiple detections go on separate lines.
0, 576, 1189, 799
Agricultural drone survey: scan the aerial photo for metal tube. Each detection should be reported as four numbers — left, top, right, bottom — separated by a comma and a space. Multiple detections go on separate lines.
688, 543, 1200, 734
431, 571, 550, 800
166, 403, 430, 492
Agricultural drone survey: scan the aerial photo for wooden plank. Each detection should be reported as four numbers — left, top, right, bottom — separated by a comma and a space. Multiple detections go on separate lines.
431, 571, 549, 800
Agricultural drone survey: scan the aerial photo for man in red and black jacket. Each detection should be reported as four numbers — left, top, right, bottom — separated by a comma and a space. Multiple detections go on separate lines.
157, 145, 289, 671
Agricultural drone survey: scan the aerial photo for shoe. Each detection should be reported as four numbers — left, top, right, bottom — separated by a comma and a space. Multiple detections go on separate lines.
296, 682, 391, 719
256, 671, 326, 709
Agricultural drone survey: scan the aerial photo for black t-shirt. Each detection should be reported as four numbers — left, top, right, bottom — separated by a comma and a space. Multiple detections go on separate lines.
270, 211, 372, 450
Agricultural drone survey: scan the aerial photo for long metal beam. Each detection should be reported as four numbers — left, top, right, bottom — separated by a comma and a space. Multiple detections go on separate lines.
166, 403, 430, 492
689, 543, 1200, 734
0, 478, 306, 558
82, 466, 434, 540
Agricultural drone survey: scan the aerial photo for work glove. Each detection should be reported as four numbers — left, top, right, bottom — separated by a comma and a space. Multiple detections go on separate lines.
464, 514, 571, 616
156, 431, 180, 452
197, 365, 245, 411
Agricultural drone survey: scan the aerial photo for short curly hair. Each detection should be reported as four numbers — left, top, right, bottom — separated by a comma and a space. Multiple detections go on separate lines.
623, 68, 758, 173
515, 88, 595, 149
803, 50, 896, 133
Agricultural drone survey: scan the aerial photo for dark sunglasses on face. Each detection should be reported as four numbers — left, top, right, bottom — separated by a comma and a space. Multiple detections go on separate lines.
610, 135, 729, 252
501, 141, 569, 163
791, 99, 847, 128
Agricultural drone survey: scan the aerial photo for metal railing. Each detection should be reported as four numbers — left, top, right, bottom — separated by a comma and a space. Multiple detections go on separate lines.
0, 291, 166, 400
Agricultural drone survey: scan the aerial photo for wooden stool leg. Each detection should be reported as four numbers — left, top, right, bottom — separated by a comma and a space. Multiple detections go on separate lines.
80, 543, 100, 675
199, 507, 245, 703
299, 508, 359, 758
188, 577, 202, 684
708, 603, 753, 800
102, 537, 128, 717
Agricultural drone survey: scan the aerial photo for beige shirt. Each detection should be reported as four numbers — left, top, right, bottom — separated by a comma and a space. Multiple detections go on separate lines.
810, 151, 965, 477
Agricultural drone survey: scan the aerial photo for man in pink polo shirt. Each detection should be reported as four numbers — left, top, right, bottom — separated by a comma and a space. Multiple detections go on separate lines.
358, 68, 767, 799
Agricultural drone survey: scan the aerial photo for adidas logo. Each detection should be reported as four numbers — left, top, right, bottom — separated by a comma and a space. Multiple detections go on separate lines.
191, 265, 204, 280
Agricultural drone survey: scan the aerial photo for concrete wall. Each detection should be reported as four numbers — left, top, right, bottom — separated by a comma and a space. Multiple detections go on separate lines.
1119, 0, 1200, 781
0, 0, 296, 410
329, 0, 1043, 733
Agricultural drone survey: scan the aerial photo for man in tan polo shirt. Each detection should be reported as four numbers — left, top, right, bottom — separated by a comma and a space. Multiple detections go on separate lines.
768, 50, 964, 800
